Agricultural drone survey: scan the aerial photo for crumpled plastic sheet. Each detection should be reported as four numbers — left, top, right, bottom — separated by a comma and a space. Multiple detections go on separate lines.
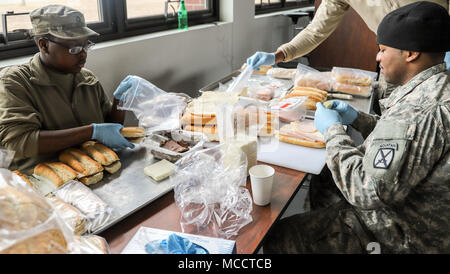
172, 144, 253, 239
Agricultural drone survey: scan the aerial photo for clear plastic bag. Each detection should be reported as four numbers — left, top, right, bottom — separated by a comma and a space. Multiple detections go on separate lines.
0, 168, 75, 254
172, 144, 253, 239
46, 196, 88, 236
267, 67, 297, 79
226, 65, 253, 94
52, 180, 113, 233
331, 67, 378, 87
73, 235, 110, 254
117, 75, 190, 133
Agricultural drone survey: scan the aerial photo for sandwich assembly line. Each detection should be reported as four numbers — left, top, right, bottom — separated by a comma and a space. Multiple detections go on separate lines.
0, 0, 449, 255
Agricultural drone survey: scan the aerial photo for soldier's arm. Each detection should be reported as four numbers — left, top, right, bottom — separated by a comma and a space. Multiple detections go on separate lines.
277, 0, 350, 62
324, 115, 445, 210
350, 111, 380, 139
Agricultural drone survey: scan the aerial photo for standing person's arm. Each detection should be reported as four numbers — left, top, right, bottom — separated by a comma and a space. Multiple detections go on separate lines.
106, 98, 126, 124
278, 0, 350, 62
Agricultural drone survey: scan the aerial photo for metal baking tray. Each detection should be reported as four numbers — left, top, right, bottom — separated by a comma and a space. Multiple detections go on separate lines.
88, 145, 178, 234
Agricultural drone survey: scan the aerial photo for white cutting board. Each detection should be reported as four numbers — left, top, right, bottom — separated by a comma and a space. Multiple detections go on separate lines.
257, 137, 327, 175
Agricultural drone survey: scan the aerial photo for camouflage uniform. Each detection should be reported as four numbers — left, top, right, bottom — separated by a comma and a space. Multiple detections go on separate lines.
265, 63, 449, 254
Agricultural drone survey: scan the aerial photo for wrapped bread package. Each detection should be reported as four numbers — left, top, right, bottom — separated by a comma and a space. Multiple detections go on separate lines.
52, 180, 113, 233
331, 67, 378, 97
46, 195, 87, 235
295, 71, 333, 91
0, 168, 74, 254
267, 68, 297, 79
74, 235, 110, 254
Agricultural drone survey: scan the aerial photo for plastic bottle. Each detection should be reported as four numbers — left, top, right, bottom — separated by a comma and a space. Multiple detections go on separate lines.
178, 0, 188, 30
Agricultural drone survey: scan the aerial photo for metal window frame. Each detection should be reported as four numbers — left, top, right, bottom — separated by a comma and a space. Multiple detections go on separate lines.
255, 0, 314, 15
0, 0, 219, 61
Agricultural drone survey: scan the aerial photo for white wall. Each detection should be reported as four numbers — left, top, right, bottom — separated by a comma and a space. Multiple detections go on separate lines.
0, 0, 306, 125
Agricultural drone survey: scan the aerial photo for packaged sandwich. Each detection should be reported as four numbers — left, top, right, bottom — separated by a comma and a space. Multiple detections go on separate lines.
81, 141, 121, 174
59, 148, 104, 186
73, 235, 110, 254
277, 120, 325, 148
0, 168, 74, 254
332, 82, 373, 97
46, 195, 87, 236
267, 67, 297, 79
52, 180, 113, 233
331, 67, 378, 97
143, 129, 205, 163
282, 87, 328, 110
295, 71, 333, 91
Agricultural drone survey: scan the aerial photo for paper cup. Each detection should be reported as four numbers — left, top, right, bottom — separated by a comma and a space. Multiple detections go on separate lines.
249, 165, 275, 206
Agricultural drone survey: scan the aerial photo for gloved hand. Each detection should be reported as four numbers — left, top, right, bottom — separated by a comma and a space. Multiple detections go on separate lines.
91, 123, 134, 149
246, 52, 275, 70
145, 234, 209, 254
113, 75, 138, 101
327, 100, 359, 125
314, 102, 343, 135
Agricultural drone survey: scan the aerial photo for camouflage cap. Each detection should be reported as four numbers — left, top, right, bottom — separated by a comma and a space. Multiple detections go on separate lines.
30, 5, 99, 40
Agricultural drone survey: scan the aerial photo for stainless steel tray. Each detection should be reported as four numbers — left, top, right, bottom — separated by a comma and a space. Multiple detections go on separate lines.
89, 145, 177, 234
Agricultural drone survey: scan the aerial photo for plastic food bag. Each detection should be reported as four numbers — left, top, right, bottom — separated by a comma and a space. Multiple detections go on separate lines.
0, 167, 75, 254
117, 75, 190, 132
46, 196, 88, 235
226, 65, 253, 94
73, 235, 110, 254
331, 67, 378, 97
52, 180, 113, 233
172, 144, 253, 239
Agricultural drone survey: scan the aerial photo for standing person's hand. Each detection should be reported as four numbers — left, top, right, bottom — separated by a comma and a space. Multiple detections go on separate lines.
113, 75, 140, 102
91, 123, 134, 149
314, 103, 343, 135
246, 52, 275, 70
326, 100, 359, 125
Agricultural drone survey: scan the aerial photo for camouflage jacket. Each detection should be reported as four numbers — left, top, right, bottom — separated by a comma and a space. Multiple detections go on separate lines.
324, 63, 450, 253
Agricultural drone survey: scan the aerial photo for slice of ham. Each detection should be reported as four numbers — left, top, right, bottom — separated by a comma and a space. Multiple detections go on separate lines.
292, 120, 317, 133
279, 121, 324, 143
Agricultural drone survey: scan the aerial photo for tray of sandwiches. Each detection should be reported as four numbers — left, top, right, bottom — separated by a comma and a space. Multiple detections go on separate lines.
13, 132, 189, 235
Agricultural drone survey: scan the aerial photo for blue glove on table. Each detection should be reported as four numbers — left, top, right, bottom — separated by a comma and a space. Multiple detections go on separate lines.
314, 102, 343, 135
145, 233, 209, 254
92, 123, 134, 149
328, 100, 359, 125
113, 75, 139, 101
445, 51, 450, 70
246, 52, 275, 70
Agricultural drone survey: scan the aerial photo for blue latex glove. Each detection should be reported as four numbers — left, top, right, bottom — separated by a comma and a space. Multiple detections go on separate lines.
445, 51, 450, 70
314, 102, 343, 135
145, 234, 209, 254
328, 100, 359, 125
113, 75, 138, 101
246, 52, 275, 70
91, 123, 134, 149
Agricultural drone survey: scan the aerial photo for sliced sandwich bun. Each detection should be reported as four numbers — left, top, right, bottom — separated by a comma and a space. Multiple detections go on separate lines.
12, 170, 33, 188
81, 141, 121, 174
277, 121, 325, 149
184, 124, 219, 141
33, 162, 78, 188
181, 111, 217, 126
120, 127, 146, 144
283, 87, 328, 110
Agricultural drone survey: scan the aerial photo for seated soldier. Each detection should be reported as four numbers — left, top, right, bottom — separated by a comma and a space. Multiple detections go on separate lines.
0, 5, 138, 171
264, 1, 449, 253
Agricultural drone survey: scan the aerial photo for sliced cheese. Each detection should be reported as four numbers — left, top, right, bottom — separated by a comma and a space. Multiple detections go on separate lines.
143, 159, 176, 182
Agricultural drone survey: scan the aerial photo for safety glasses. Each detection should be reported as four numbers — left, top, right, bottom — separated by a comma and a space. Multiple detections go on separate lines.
45, 37, 95, 55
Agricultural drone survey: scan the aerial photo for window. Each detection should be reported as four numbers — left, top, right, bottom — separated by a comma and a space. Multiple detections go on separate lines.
0, 0, 218, 60
255, 0, 313, 15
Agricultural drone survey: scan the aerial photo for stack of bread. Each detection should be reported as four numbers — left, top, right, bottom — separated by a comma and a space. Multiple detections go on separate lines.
182, 91, 239, 141
282, 87, 328, 111
331, 67, 377, 97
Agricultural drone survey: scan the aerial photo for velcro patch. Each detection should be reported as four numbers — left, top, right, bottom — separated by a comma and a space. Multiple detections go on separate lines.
373, 148, 395, 169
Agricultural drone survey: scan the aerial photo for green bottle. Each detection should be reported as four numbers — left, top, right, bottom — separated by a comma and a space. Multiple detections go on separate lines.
178, 0, 188, 30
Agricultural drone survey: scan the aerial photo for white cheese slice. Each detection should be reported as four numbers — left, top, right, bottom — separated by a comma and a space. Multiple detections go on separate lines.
144, 159, 176, 182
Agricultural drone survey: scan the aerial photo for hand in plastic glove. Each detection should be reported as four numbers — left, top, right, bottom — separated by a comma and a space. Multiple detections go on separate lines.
326, 100, 359, 125
91, 123, 134, 149
314, 102, 343, 135
145, 234, 209, 254
113, 75, 138, 101
246, 52, 275, 70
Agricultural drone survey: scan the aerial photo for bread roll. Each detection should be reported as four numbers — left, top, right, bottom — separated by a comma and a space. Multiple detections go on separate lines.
12, 170, 33, 187
181, 111, 216, 126
120, 127, 145, 138
277, 121, 326, 148
295, 71, 333, 91
0, 185, 68, 254
34, 162, 77, 188
81, 142, 121, 174
283, 87, 328, 110
184, 124, 219, 141
332, 82, 371, 97
59, 148, 104, 176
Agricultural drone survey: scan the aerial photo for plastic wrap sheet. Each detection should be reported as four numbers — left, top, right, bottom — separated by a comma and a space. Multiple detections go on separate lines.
172, 144, 253, 239
46, 196, 88, 236
117, 75, 190, 133
0, 167, 74, 254
52, 180, 113, 233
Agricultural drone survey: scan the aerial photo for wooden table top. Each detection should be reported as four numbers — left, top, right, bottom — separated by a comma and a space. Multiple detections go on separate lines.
100, 162, 307, 254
